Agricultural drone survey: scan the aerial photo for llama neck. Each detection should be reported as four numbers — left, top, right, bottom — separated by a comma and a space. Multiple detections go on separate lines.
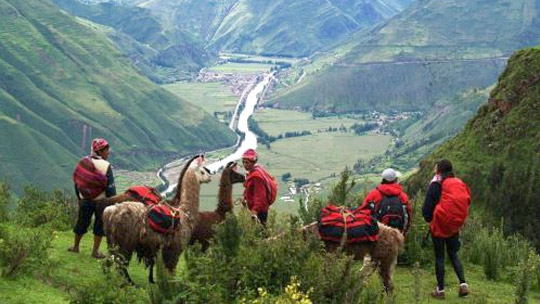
216, 177, 233, 216
178, 170, 200, 216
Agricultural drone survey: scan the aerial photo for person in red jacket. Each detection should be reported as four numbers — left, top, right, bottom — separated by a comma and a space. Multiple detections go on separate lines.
242, 149, 276, 225
423, 159, 470, 299
361, 168, 412, 234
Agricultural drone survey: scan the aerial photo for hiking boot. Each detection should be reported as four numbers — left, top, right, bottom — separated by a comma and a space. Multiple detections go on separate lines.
459, 283, 469, 297
431, 287, 445, 299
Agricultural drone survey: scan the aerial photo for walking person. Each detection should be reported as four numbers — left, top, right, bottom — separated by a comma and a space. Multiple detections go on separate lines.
423, 159, 471, 299
361, 168, 412, 234
69, 138, 116, 258
241, 149, 277, 225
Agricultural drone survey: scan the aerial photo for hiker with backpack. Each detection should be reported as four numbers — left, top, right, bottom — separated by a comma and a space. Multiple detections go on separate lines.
361, 168, 412, 234
423, 159, 471, 299
69, 138, 116, 259
241, 149, 277, 225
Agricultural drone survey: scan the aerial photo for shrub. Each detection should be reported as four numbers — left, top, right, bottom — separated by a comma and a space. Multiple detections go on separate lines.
0, 224, 53, 277
0, 182, 11, 222
70, 258, 148, 304
402, 194, 431, 266
514, 252, 540, 304
327, 168, 359, 207
151, 211, 366, 304
15, 186, 77, 230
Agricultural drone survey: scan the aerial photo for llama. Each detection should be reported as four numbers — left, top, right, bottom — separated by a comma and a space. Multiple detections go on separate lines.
303, 221, 404, 293
103, 155, 211, 283
190, 161, 245, 251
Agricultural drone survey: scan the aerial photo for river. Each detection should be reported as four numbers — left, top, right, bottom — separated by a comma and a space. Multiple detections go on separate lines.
159, 73, 274, 196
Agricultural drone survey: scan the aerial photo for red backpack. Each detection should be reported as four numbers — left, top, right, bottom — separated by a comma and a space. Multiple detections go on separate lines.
430, 177, 471, 238
72, 157, 108, 199
318, 205, 379, 244
126, 185, 162, 206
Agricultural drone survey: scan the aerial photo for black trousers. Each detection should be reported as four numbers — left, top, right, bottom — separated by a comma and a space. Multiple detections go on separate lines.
73, 200, 104, 236
432, 233, 466, 290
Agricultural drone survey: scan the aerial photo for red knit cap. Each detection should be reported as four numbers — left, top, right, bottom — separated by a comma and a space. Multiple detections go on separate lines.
91, 138, 109, 153
242, 149, 258, 161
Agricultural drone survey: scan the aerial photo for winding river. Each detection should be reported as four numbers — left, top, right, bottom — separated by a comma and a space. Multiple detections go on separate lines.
159, 73, 274, 196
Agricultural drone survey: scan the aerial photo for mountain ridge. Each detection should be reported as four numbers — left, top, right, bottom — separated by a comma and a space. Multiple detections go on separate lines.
405, 47, 540, 246
0, 0, 236, 192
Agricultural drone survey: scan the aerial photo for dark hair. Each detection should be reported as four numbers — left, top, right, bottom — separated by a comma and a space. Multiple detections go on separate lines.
436, 159, 453, 174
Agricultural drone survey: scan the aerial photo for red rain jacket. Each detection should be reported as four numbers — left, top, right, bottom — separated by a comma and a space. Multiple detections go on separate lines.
243, 165, 275, 213
361, 183, 412, 232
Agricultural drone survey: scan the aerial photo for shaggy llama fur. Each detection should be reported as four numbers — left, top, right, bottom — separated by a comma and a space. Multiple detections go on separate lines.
305, 221, 404, 293
103, 155, 210, 283
190, 162, 245, 251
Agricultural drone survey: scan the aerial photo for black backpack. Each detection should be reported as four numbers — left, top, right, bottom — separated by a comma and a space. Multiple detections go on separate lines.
373, 187, 408, 232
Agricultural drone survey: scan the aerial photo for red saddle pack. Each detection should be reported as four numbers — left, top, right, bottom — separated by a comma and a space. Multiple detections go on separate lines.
126, 185, 162, 206
318, 205, 379, 244
147, 204, 181, 234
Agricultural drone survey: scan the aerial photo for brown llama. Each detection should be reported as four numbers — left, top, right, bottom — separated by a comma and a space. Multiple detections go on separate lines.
303, 221, 404, 293
190, 161, 245, 251
103, 155, 211, 283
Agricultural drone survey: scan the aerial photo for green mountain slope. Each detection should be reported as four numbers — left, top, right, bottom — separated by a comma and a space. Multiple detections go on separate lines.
0, 0, 236, 192
52, 0, 210, 82
136, 0, 413, 57
273, 0, 540, 111
406, 48, 540, 246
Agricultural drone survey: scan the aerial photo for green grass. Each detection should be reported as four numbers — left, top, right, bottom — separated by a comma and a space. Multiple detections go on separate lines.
207, 62, 274, 74
3, 230, 540, 303
255, 108, 364, 136
257, 132, 391, 213
0, 275, 69, 304
162, 82, 238, 114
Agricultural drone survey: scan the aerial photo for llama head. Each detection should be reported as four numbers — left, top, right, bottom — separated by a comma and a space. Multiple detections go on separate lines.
224, 161, 245, 184
190, 155, 212, 184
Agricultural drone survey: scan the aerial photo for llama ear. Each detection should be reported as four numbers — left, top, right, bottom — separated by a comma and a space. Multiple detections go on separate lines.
195, 155, 204, 166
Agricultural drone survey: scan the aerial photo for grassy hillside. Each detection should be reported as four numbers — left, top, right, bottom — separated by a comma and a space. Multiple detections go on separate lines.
272, 0, 540, 111
0, 0, 236, 192
52, 0, 210, 82
406, 47, 540, 246
136, 0, 413, 57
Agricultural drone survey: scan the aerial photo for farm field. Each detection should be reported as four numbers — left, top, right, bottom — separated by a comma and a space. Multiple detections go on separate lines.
220, 52, 301, 64
207, 62, 274, 74
162, 82, 239, 115
255, 108, 365, 136
254, 108, 392, 213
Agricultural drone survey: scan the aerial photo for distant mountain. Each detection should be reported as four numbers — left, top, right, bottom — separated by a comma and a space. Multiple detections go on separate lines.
0, 0, 236, 192
405, 47, 540, 246
208, 0, 414, 56
272, 0, 540, 111
118, 0, 413, 57
53, 0, 211, 83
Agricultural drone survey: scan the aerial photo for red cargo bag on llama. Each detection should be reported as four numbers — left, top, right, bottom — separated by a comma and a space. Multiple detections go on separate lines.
318, 205, 379, 244
147, 204, 181, 234
126, 185, 162, 206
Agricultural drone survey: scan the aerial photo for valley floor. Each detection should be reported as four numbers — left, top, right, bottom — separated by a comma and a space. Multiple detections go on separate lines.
2, 231, 539, 303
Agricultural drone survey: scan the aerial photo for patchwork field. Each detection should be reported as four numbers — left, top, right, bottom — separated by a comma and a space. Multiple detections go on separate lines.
255, 108, 365, 136
207, 62, 274, 74
249, 108, 392, 213
162, 82, 239, 114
